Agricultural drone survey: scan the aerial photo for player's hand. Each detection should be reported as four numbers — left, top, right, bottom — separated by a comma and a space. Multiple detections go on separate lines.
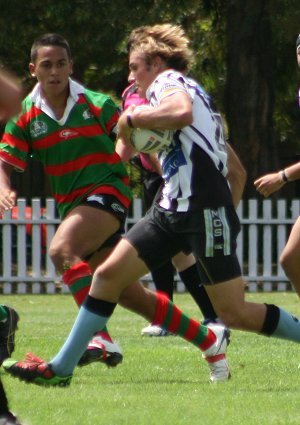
0, 189, 17, 215
254, 172, 285, 197
117, 106, 135, 143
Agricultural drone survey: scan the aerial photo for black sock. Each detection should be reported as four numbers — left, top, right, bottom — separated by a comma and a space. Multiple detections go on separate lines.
260, 304, 280, 336
151, 261, 175, 301
83, 295, 116, 317
179, 264, 217, 321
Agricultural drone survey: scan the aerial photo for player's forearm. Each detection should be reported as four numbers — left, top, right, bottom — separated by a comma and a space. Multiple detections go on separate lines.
281, 161, 300, 182
115, 138, 136, 162
228, 172, 247, 208
226, 143, 247, 208
0, 160, 16, 212
128, 92, 192, 130
0, 160, 13, 188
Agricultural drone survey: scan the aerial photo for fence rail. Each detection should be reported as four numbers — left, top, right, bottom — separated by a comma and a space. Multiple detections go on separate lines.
0, 198, 299, 294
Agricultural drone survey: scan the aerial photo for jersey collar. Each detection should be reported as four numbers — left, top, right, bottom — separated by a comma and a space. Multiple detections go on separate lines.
30, 78, 85, 124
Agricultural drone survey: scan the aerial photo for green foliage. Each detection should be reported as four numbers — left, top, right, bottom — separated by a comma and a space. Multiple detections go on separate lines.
0, 1, 223, 95
270, 0, 300, 149
2, 292, 300, 425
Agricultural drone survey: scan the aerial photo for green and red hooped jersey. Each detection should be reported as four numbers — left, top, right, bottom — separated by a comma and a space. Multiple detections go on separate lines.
0, 88, 132, 219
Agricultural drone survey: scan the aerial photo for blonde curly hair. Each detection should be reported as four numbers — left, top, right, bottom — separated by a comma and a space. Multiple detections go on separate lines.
128, 24, 194, 73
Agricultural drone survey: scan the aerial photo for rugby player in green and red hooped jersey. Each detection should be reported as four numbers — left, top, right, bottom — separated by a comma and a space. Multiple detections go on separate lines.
0, 33, 132, 368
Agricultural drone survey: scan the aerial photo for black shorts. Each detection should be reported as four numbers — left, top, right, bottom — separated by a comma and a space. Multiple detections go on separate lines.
80, 193, 127, 231
124, 204, 241, 284
80, 194, 127, 261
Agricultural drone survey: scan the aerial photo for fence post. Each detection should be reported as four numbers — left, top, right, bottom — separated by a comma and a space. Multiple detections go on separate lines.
248, 200, 258, 292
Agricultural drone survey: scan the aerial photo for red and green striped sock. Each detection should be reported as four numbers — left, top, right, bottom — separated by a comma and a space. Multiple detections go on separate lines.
63, 262, 92, 306
63, 262, 112, 342
153, 292, 216, 351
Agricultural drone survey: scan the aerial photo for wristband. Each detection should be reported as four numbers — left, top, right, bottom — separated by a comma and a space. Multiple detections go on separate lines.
127, 114, 134, 128
279, 169, 289, 183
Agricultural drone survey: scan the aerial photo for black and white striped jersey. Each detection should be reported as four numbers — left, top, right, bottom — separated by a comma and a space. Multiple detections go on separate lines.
146, 69, 233, 212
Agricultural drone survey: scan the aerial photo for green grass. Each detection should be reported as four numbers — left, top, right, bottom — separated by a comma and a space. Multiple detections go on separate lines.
1, 292, 300, 425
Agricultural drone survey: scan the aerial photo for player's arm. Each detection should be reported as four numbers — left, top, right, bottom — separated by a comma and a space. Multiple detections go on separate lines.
134, 91, 192, 130
115, 137, 136, 162
0, 70, 22, 214
0, 71, 22, 122
254, 161, 300, 197
116, 137, 161, 177
117, 91, 192, 143
226, 143, 247, 208
0, 160, 16, 214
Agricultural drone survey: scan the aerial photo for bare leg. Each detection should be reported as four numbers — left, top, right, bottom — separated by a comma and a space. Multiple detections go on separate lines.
280, 216, 300, 297
49, 205, 120, 273
204, 277, 267, 331
90, 239, 149, 301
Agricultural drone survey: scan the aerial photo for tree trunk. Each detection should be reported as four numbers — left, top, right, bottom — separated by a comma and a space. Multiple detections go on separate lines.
224, 0, 278, 197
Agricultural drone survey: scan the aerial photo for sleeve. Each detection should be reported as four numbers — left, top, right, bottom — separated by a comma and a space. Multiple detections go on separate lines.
99, 97, 120, 141
151, 73, 189, 104
0, 113, 30, 171
85, 90, 120, 141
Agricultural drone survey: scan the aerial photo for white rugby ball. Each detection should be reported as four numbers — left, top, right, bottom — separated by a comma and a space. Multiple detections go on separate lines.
130, 128, 174, 153
129, 105, 174, 153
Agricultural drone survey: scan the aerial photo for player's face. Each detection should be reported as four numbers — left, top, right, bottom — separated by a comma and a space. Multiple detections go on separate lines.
297, 46, 300, 68
128, 52, 160, 98
29, 46, 73, 100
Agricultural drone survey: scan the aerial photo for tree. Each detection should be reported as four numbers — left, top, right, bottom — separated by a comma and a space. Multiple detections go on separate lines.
224, 1, 276, 196
202, 0, 300, 197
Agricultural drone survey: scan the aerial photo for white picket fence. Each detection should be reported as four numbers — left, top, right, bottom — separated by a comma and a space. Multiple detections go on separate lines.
0, 198, 299, 294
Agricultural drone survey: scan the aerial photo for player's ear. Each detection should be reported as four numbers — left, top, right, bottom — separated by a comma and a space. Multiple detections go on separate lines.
153, 56, 164, 71
29, 63, 36, 77
69, 60, 74, 75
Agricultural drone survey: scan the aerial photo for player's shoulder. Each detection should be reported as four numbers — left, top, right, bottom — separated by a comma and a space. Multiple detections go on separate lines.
157, 69, 185, 83
151, 70, 187, 92
4, 94, 33, 129
148, 70, 189, 102
83, 87, 115, 107
22, 94, 35, 111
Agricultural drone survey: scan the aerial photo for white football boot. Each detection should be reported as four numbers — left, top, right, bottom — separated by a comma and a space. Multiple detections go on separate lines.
78, 335, 123, 368
141, 323, 171, 337
202, 323, 231, 382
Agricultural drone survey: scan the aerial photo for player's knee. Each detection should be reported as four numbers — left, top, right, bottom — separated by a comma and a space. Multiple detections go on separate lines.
49, 242, 62, 260
93, 264, 117, 286
48, 244, 60, 264
48, 242, 72, 271
280, 250, 296, 276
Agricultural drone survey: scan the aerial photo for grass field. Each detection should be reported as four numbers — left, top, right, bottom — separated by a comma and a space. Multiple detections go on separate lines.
1, 292, 300, 425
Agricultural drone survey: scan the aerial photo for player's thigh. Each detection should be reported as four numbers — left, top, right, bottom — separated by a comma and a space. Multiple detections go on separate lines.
124, 213, 182, 271
87, 247, 115, 272
280, 216, 300, 262
50, 205, 120, 258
